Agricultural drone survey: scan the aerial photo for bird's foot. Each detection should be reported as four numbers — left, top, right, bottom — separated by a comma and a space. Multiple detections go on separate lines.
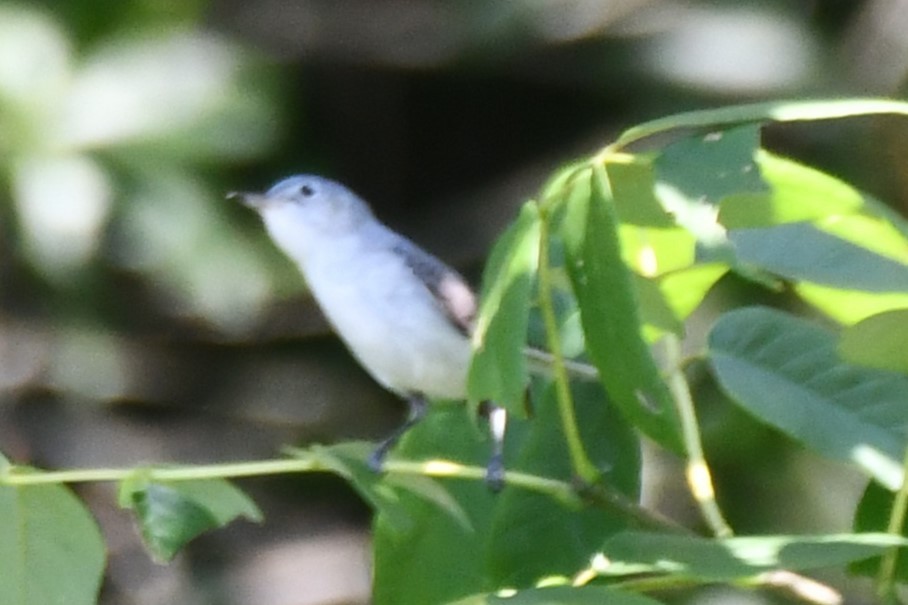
484, 451, 505, 492
367, 444, 389, 474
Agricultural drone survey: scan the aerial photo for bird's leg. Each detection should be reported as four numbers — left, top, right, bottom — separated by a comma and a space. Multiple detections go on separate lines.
482, 402, 507, 491
367, 393, 428, 472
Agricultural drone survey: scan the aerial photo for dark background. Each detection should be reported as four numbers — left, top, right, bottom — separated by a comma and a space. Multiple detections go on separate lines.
2, 1, 907, 603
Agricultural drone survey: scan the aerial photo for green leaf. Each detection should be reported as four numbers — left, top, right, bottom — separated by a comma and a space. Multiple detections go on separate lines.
708, 306, 908, 489
556, 165, 683, 453
605, 154, 674, 227
817, 211, 908, 265
372, 406, 500, 605
306, 441, 471, 534
658, 263, 729, 323
540, 159, 589, 203
635, 274, 684, 342
656, 124, 766, 207
130, 483, 216, 561
637, 263, 729, 343
447, 585, 664, 605
839, 309, 908, 374
730, 223, 908, 293
618, 224, 697, 277
590, 159, 700, 278
719, 151, 865, 228
162, 477, 262, 524
856, 191, 908, 245
653, 125, 765, 261
615, 98, 908, 149
851, 482, 908, 579
469, 201, 541, 416
0, 479, 105, 605
372, 376, 641, 605
795, 282, 908, 325
595, 531, 907, 580
487, 378, 640, 585
122, 478, 261, 561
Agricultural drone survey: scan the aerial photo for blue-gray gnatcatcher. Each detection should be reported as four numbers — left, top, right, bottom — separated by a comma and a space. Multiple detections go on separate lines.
231, 176, 506, 487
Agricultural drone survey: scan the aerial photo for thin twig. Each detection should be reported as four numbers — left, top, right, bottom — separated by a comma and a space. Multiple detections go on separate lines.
663, 334, 733, 537
524, 347, 600, 382
535, 203, 600, 484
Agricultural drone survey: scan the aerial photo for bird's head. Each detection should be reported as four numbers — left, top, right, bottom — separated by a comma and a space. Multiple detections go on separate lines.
230, 175, 375, 241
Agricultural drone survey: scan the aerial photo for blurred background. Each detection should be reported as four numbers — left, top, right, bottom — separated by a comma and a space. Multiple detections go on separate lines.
2, 1, 908, 604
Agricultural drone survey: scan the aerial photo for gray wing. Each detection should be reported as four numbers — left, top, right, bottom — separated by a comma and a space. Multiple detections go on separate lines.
392, 239, 476, 337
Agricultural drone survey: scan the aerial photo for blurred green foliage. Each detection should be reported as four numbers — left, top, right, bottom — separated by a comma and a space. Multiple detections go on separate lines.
3, 1, 908, 605
0, 2, 282, 332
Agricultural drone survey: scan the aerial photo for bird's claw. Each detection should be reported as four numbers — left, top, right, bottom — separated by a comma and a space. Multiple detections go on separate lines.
367, 446, 388, 474
485, 451, 505, 492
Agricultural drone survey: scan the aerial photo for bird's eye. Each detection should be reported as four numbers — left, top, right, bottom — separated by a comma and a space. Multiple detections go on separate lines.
300, 184, 315, 197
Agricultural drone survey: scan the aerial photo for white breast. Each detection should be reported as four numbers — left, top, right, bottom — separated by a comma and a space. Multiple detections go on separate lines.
290, 229, 472, 400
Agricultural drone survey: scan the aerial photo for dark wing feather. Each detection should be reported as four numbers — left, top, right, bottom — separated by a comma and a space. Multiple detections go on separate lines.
392, 239, 476, 337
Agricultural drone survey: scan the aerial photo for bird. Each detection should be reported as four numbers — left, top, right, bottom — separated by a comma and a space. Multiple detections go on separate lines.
230, 176, 506, 487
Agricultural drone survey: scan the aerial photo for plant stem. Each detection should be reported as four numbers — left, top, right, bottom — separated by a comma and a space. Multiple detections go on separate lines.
524, 347, 599, 382
755, 570, 843, 605
876, 445, 908, 601
0, 450, 842, 603
535, 204, 600, 485
0, 450, 676, 529
0, 458, 321, 485
663, 334, 733, 538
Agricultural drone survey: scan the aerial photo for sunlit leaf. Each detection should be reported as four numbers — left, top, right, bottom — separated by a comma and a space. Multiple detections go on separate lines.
637, 263, 729, 343
795, 282, 908, 325
730, 223, 908, 292
658, 263, 728, 322
719, 151, 864, 228
817, 212, 908, 264
595, 531, 907, 580
618, 225, 697, 277
636, 274, 683, 342
656, 124, 766, 207
615, 98, 908, 149
708, 306, 908, 489
839, 309, 908, 374
605, 154, 674, 227
652, 124, 765, 267
448, 585, 664, 605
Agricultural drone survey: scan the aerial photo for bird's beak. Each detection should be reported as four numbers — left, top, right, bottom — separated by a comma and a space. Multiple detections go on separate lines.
227, 191, 269, 210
